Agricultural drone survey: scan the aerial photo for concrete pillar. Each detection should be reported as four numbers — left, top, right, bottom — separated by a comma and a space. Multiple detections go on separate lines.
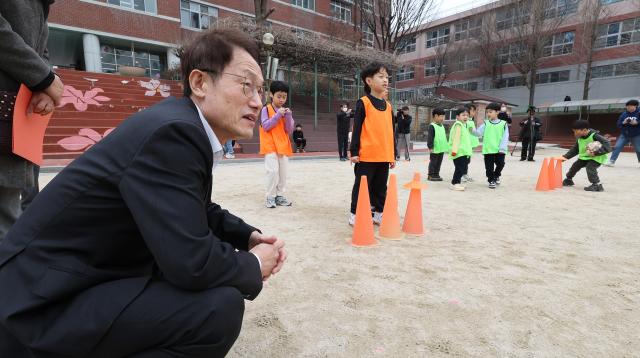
167, 48, 181, 70
82, 33, 102, 73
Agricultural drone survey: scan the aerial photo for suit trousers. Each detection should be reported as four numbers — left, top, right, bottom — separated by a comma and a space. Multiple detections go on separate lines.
484, 153, 506, 183
264, 153, 288, 199
350, 162, 389, 214
0, 281, 245, 358
0, 187, 20, 244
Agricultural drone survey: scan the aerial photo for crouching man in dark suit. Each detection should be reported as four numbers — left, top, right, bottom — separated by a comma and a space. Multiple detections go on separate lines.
0, 28, 286, 358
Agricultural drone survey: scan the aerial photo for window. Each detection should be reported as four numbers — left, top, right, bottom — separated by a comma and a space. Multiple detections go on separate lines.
424, 59, 447, 76
362, 0, 373, 12
451, 81, 479, 91
331, 1, 352, 23
595, 18, 640, 48
100, 45, 163, 77
396, 89, 416, 102
426, 26, 450, 48
543, 31, 574, 57
292, 0, 315, 11
362, 24, 374, 47
454, 18, 482, 41
544, 0, 579, 19
591, 61, 640, 78
497, 43, 524, 64
452, 52, 480, 71
536, 70, 570, 84
601, 0, 623, 4
397, 36, 416, 54
493, 76, 525, 89
181, 1, 218, 30
107, 0, 157, 14
496, 4, 529, 31
396, 66, 415, 81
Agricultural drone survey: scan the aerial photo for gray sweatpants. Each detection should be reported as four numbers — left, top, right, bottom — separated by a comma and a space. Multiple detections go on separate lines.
0, 187, 21, 243
566, 159, 601, 184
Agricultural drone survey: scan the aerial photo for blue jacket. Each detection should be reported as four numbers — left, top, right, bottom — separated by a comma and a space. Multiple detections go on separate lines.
618, 109, 640, 138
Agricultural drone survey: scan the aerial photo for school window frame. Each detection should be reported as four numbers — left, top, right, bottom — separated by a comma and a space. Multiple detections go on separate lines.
330, 0, 353, 23
454, 17, 482, 41
291, 0, 315, 11
426, 26, 450, 48
424, 59, 447, 77
496, 4, 530, 31
594, 18, 640, 49
100, 44, 163, 77
107, 0, 157, 14
591, 61, 640, 78
396, 66, 415, 82
362, 0, 374, 12
535, 70, 570, 84
180, 1, 218, 30
451, 81, 479, 91
543, 0, 579, 19
397, 36, 417, 54
497, 43, 524, 65
543, 31, 575, 57
362, 23, 374, 47
492, 76, 525, 89
452, 52, 480, 72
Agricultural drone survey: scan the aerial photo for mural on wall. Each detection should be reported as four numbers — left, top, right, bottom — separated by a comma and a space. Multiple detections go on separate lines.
59, 86, 111, 111
139, 79, 171, 97
57, 128, 115, 152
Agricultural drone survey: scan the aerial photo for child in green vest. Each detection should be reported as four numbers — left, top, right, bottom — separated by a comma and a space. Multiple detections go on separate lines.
448, 107, 472, 191
556, 120, 611, 192
427, 107, 449, 181
472, 102, 509, 189
463, 103, 480, 183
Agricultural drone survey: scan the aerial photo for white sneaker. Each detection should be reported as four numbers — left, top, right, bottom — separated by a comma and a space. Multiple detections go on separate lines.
603, 161, 614, 167
372, 212, 383, 225
224, 153, 235, 159
450, 184, 465, 191
265, 197, 276, 208
462, 175, 473, 183
496, 177, 502, 185
348, 213, 356, 226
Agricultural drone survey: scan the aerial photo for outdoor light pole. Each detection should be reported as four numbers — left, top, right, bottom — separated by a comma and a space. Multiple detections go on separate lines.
262, 32, 274, 104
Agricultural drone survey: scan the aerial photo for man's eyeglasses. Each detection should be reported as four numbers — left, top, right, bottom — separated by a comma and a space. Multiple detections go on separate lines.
198, 69, 264, 99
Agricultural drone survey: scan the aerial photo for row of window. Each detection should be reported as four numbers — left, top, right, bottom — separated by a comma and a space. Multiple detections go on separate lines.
591, 61, 640, 78
492, 70, 571, 88
100, 45, 163, 76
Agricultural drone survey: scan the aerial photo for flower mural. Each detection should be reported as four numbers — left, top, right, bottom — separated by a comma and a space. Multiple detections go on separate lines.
59, 86, 111, 111
139, 79, 171, 97
57, 128, 115, 152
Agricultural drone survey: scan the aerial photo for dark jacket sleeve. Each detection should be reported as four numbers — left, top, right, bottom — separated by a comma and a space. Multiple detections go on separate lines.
206, 203, 259, 252
564, 141, 579, 159
350, 99, 365, 157
593, 132, 612, 155
119, 121, 262, 298
0, 13, 53, 90
427, 125, 435, 149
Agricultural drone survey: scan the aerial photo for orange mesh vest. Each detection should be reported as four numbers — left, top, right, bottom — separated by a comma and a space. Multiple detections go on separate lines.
259, 104, 293, 156
358, 96, 395, 162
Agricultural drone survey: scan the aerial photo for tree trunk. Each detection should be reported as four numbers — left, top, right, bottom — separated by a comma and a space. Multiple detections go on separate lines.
582, 48, 594, 101
528, 67, 537, 107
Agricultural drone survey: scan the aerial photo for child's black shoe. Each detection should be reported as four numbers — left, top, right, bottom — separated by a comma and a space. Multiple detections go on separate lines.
562, 178, 574, 186
584, 183, 604, 192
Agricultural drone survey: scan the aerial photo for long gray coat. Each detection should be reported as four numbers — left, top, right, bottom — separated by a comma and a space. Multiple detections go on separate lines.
0, 0, 54, 188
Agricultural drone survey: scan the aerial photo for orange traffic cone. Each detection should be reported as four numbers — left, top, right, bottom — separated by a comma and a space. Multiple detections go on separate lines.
402, 172, 428, 236
351, 176, 377, 247
378, 174, 404, 240
535, 157, 552, 191
553, 158, 563, 189
546, 157, 556, 191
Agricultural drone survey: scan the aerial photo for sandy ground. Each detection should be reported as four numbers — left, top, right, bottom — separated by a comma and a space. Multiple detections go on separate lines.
39, 148, 639, 357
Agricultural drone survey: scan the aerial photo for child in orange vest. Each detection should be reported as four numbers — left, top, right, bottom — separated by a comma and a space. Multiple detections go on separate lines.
259, 81, 294, 208
349, 63, 396, 226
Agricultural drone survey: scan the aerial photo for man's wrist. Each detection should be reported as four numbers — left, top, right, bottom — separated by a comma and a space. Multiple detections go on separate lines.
251, 252, 262, 270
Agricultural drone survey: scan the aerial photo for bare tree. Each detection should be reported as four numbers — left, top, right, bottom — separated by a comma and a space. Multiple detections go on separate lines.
358, 0, 436, 53
500, 0, 572, 106
253, 0, 275, 29
577, 0, 610, 100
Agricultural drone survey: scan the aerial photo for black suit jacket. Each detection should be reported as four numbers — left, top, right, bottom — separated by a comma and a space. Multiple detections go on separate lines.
0, 96, 262, 356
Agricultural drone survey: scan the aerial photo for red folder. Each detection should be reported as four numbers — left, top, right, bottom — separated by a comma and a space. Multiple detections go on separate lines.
12, 85, 52, 165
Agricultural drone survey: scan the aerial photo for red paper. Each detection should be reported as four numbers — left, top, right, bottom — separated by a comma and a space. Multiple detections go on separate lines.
12, 85, 52, 165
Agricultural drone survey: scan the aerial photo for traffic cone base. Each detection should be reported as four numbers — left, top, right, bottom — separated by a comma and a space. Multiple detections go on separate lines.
351, 176, 378, 247
402, 172, 426, 236
378, 174, 404, 240
535, 157, 552, 191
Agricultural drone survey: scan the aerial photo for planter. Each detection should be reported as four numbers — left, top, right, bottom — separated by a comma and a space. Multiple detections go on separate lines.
118, 66, 146, 77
